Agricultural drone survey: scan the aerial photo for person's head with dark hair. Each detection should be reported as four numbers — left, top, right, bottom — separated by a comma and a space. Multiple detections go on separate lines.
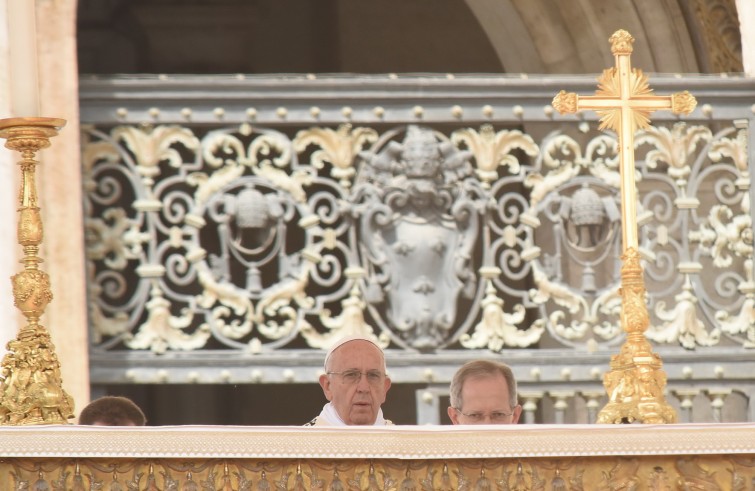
78, 396, 147, 426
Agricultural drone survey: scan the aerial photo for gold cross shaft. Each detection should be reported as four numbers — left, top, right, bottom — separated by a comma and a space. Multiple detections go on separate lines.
553, 29, 696, 252
552, 30, 697, 424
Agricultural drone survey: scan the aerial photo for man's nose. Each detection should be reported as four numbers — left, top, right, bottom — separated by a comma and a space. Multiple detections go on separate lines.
356, 373, 371, 390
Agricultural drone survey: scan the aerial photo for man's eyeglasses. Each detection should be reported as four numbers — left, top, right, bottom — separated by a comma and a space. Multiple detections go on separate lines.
453, 408, 515, 423
327, 369, 385, 386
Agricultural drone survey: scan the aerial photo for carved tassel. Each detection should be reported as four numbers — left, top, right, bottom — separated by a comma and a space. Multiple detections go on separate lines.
551, 470, 567, 491
327, 470, 344, 491
475, 468, 491, 491
219, 463, 235, 491
182, 471, 198, 491
438, 464, 453, 491
33, 474, 49, 491
109, 475, 124, 491
291, 463, 307, 491
256, 470, 271, 491
400, 471, 417, 491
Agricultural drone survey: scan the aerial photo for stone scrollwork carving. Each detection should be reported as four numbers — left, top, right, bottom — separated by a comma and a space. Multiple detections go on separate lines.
653, 277, 721, 349
691, 205, 752, 268
521, 132, 626, 348
460, 269, 545, 350
451, 123, 539, 188
641, 124, 752, 348
295, 123, 378, 188
302, 274, 390, 350
637, 122, 712, 177
81, 116, 754, 355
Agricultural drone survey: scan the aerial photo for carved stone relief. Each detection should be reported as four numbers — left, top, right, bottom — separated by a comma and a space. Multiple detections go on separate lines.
81, 119, 752, 355
689, 0, 744, 73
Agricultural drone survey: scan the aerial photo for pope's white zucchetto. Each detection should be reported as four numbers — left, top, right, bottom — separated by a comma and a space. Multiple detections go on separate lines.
323, 335, 385, 370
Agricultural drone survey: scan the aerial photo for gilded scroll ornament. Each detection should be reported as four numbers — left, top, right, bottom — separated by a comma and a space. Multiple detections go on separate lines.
3, 455, 752, 491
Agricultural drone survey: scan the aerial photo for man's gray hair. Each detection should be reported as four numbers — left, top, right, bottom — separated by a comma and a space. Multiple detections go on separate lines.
449, 359, 518, 410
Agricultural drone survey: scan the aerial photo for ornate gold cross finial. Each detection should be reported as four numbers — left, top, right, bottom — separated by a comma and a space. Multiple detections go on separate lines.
552, 30, 697, 424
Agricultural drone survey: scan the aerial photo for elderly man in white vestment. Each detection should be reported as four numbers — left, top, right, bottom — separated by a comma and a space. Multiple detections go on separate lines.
306, 336, 392, 426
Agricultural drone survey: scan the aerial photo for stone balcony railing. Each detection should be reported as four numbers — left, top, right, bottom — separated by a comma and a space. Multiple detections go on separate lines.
79, 74, 755, 424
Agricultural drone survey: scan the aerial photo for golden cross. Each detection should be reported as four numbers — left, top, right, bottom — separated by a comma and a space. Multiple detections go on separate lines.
552, 30, 697, 424
552, 29, 696, 252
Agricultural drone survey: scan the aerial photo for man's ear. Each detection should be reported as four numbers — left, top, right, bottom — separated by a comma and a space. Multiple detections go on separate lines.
511, 405, 523, 424
447, 406, 460, 425
319, 373, 333, 401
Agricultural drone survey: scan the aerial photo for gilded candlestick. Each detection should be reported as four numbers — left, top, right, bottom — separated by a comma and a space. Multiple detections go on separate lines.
0, 117, 74, 425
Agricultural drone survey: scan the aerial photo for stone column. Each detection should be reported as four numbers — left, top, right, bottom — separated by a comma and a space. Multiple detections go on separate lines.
0, 0, 22, 354
0, 145, 21, 356
737, 0, 755, 76
34, 0, 90, 415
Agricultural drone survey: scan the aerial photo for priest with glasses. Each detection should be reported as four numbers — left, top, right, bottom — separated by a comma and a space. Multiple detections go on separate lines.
306, 336, 392, 426
448, 359, 522, 425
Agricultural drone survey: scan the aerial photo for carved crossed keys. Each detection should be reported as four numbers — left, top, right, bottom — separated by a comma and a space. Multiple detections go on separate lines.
552, 30, 697, 424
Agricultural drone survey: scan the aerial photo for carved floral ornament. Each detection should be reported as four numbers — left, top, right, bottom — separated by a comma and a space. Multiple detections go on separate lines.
81, 119, 753, 354
4, 455, 754, 491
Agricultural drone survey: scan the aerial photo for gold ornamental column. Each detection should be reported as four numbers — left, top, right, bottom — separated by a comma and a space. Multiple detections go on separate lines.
0, 117, 74, 425
553, 30, 697, 424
